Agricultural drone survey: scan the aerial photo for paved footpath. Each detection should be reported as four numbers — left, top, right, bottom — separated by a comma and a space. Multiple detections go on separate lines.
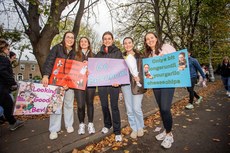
106, 82, 230, 153
0, 80, 225, 153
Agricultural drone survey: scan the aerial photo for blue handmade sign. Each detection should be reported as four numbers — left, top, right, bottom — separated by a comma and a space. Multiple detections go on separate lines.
142, 49, 191, 88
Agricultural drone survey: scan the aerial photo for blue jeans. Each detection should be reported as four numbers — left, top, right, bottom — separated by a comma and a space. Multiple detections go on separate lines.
153, 88, 174, 133
49, 89, 74, 132
221, 76, 230, 92
121, 85, 144, 132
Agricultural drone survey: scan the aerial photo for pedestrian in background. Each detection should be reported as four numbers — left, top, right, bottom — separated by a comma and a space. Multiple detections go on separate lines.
215, 56, 230, 97
144, 32, 176, 149
185, 51, 206, 110
0, 39, 24, 131
74, 37, 96, 135
121, 37, 146, 139
95, 31, 123, 142
41, 31, 76, 140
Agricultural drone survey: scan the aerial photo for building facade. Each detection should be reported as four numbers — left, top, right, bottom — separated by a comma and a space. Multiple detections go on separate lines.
13, 60, 42, 81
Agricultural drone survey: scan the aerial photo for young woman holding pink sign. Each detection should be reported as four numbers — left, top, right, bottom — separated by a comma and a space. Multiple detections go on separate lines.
95, 31, 123, 142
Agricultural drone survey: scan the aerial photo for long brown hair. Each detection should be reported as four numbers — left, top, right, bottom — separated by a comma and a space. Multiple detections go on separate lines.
102, 31, 114, 40
144, 32, 162, 57
0, 39, 9, 53
60, 31, 76, 54
75, 37, 93, 61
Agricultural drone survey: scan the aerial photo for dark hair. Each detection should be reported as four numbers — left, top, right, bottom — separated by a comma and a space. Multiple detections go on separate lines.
75, 37, 93, 61
61, 31, 76, 54
9, 51, 16, 59
179, 52, 185, 57
144, 32, 162, 57
123, 37, 133, 44
0, 39, 9, 53
102, 31, 114, 40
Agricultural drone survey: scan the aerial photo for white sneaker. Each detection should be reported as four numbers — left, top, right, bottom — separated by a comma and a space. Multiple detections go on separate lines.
115, 135, 122, 142
195, 96, 203, 104
78, 123, 85, 135
49, 132, 58, 140
67, 126, 74, 133
88, 122, 95, 134
101, 127, 109, 134
185, 103, 194, 109
155, 130, 166, 141
161, 134, 174, 149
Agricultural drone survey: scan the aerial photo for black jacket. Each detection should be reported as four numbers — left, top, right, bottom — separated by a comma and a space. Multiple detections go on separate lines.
216, 63, 230, 77
95, 44, 123, 59
42, 44, 76, 76
0, 52, 17, 87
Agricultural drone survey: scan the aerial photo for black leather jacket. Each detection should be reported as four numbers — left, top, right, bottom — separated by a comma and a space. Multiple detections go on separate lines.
95, 44, 123, 59
42, 44, 76, 76
0, 52, 17, 87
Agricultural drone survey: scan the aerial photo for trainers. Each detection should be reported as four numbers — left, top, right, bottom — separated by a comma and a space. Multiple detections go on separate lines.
10, 120, 24, 131
67, 126, 74, 133
49, 132, 58, 140
78, 123, 85, 135
101, 127, 109, 134
156, 130, 166, 141
115, 134, 122, 142
161, 134, 174, 149
88, 122, 95, 134
185, 103, 194, 109
195, 96, 203, 104
130, 131, 137, 139
137, 128, 144, 137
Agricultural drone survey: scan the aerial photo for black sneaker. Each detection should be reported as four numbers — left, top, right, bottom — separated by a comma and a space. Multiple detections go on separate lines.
10, 120, 24, 131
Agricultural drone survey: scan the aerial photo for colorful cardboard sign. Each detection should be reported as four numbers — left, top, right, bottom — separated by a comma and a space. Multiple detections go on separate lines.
49, 58, 87, 90
87, 58, 130, 86
14, 81, 65, 115
143, 49, 191, 88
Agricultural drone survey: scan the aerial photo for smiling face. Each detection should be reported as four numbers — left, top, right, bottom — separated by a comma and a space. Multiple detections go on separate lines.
179, 54, 185, 62
103, 34, 113, 47
80, 37, 89, 51
145, 33, 158, 50
64, 32, 75, 49
123, 38, 134, 53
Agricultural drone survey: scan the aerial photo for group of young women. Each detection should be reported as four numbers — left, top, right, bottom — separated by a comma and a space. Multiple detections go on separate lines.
41, 31, 176, 149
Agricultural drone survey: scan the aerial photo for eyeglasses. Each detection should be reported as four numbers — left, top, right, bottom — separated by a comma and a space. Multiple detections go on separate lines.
65, 36, 74, 40
47, 106, 53, 108
16, 104, 26, 109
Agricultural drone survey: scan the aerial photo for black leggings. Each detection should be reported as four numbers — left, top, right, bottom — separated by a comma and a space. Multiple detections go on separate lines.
187, 77, 200, 104
0, 85, 16, 125
153, 88, 175, 133
75, 87, 95, 123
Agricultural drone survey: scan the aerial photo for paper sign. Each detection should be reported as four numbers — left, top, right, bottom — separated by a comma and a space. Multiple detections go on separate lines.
143, 49, 191, 88
49, 58, 87, 90
14, 81, 65, 115
87, 58, 130, 86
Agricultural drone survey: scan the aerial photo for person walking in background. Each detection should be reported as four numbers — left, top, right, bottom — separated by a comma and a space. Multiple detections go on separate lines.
121, 37, 146, 139
215, 56, 230, 97
41, 31, 76, 140
0, 39, 24, 131
74, 37, 96, 135
144, 32, 176, 149
185, 51, 206, 110
95, 31, 123, 142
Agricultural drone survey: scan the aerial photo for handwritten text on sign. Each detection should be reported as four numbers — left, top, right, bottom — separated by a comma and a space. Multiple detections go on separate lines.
87, 58, 130, 86
49, 58, 87, 90
143, 49, 191, 88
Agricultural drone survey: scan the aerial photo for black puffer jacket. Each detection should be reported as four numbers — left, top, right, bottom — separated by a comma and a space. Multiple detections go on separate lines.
216, 63, 230, 77
95, 44, 123, 59
42, 44, 76, 76
0, 52, 17, 87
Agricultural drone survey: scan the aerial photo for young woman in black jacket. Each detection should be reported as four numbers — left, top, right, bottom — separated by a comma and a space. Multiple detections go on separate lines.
74, 37, 96, 135
0, 39, 24, 131
95, 31, 123, 142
